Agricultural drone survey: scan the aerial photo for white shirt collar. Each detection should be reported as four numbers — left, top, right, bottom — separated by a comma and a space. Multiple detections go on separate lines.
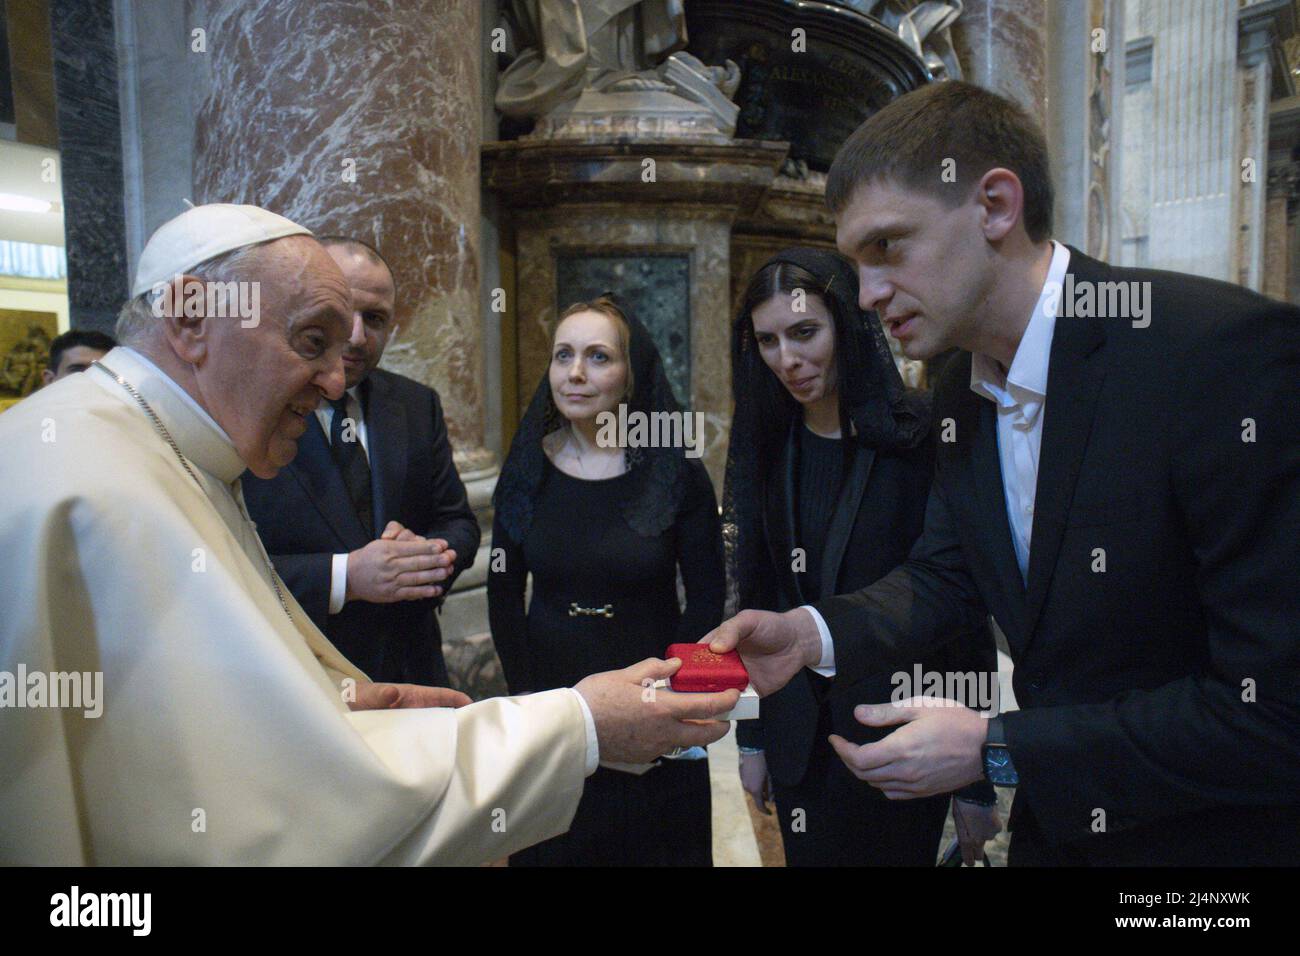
971, 241, 1071, 407
92, 346, 246, 484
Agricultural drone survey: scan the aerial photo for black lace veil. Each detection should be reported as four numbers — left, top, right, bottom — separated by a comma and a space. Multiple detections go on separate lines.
722, 246, 932, 612
493, 292, 692, 544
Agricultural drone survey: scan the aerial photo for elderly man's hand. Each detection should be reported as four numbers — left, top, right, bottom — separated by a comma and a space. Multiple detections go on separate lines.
347, 680, 472, 711
346, 533, 455, 604
828, 697, 988, 799
574, 658, 738, 765
702, 608, 822, 696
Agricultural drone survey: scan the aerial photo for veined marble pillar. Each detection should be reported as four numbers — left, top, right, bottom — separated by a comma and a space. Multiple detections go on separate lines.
190, 0, 498, 694
1048, 0, 1126, 259
951, 0, 1050, 127
190, 0, 492, 476
1236, 0, 1295, 292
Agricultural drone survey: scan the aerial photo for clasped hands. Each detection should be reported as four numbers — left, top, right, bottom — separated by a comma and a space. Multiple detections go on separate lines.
704, 608, 989, 799
346, 520, 456, 604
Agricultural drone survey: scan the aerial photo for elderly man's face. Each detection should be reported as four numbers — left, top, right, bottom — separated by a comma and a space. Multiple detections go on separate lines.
196, 236, 351, 478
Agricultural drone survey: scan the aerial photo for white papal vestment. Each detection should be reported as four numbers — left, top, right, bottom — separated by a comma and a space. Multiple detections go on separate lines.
0, 347, 586, 864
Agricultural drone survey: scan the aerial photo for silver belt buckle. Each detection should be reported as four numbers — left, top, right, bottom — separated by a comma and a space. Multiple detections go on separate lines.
568, 602, 614, 618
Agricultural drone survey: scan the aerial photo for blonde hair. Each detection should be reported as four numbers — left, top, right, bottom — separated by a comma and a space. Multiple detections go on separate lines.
553, 296, 634, 400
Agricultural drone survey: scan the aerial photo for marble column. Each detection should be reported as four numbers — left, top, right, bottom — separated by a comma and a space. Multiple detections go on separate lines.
951, 0, 1050, 127
1144, 0, 1238, 281
1048, 0, 1125, 258
190, 0, 492, 476
49, 0, 128, 333
1235, 0, 1295, 292
1262, 166, 1296, 301
190, 0, 498, 694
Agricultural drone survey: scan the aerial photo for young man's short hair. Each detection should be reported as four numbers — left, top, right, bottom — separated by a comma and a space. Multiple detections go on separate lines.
47, 329, 117, 372
317, 234, 396, 293
826, 80, 1055, 243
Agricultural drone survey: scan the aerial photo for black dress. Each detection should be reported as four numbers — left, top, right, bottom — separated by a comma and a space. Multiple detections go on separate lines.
488, 456, 726, 866
736, 422, 994, 866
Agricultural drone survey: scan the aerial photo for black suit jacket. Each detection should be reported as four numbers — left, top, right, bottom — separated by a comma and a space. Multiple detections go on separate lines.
243, 368, 480, 685
737, 424, 996, 787
814, 248, 1300, 864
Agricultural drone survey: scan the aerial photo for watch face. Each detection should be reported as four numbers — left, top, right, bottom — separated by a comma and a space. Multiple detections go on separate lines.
984, 747, 1018, 787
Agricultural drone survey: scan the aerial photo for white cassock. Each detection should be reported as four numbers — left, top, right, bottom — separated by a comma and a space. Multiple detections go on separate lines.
0, 346, 589, 864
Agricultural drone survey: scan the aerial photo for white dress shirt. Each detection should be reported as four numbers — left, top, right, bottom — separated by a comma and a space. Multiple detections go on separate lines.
316, 387, 369, 615
969, 240, 1069, 581
801, 241, 1070, 673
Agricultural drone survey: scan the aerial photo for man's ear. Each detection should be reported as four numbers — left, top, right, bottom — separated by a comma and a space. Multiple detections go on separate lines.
156, 272, 209, 365
41, 368, 56, 387
976, 168, 1025, 243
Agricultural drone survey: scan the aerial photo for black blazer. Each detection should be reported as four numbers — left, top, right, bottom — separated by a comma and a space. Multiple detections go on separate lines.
737, 423, 996, 787
243, 368, 480, 685
814, 248, 1300, 864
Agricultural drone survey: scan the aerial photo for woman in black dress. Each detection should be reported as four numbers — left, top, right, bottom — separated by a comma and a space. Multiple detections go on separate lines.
725, 247, 1000, 866
489, 294, 725, 867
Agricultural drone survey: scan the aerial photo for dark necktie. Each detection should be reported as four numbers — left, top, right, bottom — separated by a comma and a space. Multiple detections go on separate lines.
329, 395, 374, 538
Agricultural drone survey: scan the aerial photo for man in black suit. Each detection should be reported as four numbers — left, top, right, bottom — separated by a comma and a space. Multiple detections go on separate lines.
708, 81, 1300, 865
244, 236, 480, 687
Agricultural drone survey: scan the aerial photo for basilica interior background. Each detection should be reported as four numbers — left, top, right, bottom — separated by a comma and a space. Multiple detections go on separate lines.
2, 0, 1298, 865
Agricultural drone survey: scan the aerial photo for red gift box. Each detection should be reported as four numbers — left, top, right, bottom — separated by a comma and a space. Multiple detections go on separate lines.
665, 643, 749, 692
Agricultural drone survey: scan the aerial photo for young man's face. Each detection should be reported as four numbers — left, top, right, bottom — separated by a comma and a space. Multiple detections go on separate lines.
42, 345, 110, 385
835, 178, 994, 361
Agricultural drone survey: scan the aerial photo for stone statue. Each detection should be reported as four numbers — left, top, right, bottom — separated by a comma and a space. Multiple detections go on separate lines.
835, 0, 964, 81
496, 0, 741, 141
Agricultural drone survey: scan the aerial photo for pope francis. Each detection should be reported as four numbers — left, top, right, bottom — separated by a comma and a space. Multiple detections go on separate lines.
0, 204, 737, 865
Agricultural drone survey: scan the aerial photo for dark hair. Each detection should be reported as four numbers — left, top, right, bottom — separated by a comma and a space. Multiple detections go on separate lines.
724, 248, 930, 616
48, 329, 116, 372
735, 260, 850, 465
317, 234, 397, 293
826, 80, 1054, 243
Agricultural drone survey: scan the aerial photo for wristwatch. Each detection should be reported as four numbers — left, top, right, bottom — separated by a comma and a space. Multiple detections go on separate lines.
981, 716, 1019, 787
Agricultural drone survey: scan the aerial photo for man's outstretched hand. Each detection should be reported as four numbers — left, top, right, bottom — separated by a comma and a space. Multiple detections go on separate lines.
701, 608, 823, 696
348, 680, 472, 711
575, 658, 739, 765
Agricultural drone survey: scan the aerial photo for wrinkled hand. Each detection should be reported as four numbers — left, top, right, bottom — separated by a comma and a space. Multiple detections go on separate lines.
346, 523, 456, 604
347, 680, 472, 711
574, 658, 738, 765
739, 750, 773, 814
952, 796, 1003, 865
703, 608, 822, 696
828, 697, 988, 799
